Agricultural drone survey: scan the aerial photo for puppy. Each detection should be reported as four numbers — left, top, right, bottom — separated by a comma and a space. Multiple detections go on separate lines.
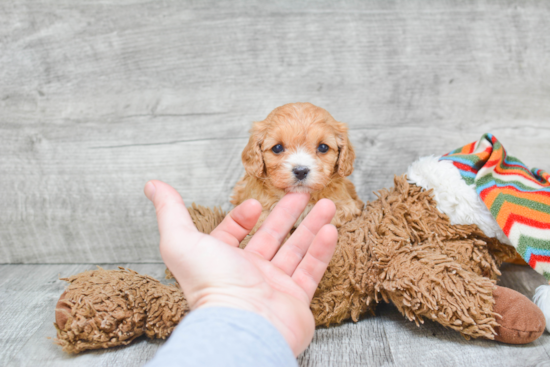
231, 102, 363, 231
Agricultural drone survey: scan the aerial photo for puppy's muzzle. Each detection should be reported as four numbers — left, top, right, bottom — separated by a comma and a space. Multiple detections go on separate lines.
293, 166, 310, 181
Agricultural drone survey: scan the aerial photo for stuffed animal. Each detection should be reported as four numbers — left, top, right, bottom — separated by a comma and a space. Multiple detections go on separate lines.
54, 122, 549, 353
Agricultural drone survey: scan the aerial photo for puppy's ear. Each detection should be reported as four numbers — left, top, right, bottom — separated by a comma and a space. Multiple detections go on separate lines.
241, 122, 266, 178
335, 122, 355, 177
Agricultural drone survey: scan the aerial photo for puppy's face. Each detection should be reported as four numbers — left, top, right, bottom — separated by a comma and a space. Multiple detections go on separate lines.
242, 103, 355, 193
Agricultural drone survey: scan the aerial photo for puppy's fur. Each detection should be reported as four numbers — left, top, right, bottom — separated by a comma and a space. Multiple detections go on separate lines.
231, 102, 363, 228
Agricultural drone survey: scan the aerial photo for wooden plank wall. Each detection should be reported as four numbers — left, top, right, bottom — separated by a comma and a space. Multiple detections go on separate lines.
1, 0, 549, 265
2, 2, 550, 366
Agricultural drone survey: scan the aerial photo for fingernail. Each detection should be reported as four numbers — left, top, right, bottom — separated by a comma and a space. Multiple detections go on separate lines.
144, 181, 156, 201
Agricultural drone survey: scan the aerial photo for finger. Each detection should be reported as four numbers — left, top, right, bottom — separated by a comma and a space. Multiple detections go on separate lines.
144, 180, 198, 237
245, 192, 310, 260
291, 224, 338, 302
210, 199, 262, 247
271, 199, 336, 275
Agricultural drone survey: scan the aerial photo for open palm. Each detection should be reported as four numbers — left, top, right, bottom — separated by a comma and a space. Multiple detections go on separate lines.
144, 180, 338, 356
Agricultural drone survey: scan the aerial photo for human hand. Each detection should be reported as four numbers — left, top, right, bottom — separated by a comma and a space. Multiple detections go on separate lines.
144, 180, 337, 356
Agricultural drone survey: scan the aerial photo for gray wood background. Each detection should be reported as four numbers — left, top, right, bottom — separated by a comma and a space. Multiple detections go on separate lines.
1, 0, 550, 366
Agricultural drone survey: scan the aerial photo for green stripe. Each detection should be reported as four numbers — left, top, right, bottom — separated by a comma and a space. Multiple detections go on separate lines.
447, 154, 480, 165
475, 174, 549, 192
449, 147, 462, 155
517, 234, 550, 258
506, 156, 524, 165
475, 174, 495, 188
490, 193, 550, 217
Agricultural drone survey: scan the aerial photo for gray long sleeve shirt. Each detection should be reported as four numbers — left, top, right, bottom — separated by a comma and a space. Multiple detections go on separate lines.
144, 307, 298, 367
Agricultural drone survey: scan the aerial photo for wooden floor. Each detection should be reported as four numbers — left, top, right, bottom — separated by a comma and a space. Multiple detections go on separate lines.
1, 263, 549, 367
1, 0, 550, 366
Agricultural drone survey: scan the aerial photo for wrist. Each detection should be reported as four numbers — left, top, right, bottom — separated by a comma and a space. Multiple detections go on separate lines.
190, 294, 311, 357
192, 294, 267, 320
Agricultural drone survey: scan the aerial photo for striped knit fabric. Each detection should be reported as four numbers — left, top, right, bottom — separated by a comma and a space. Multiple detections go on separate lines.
440, 133, 550, 280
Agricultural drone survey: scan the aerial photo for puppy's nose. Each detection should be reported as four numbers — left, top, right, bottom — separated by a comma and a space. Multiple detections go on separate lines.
293, 166, 310, 181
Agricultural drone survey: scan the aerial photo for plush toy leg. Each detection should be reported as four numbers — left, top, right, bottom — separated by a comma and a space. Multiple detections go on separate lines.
357, 175, 544, 343
380, 249, 545, 343
493, 286, 545, 344
380, 242, 500, 340
349, 176, 501, 338
55, 268, 188, 353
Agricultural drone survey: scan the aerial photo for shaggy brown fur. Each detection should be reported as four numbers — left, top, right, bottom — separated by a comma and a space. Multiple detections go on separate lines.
55, 268, 188, 354
55, 176, 516, 352
310, 175, 514, 339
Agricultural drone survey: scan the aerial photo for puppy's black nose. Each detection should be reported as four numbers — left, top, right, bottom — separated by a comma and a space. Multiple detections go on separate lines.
293, 166, 310, 181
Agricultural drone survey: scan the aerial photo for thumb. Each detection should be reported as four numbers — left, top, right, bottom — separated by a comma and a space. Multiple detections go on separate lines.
144, 180, 198, 238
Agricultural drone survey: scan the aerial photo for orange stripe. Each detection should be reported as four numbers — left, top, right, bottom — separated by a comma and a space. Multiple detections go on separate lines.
461, 142, 475, 154
495, 201, 550, 228
474, 145, 492, 158
483, 187, 550, 208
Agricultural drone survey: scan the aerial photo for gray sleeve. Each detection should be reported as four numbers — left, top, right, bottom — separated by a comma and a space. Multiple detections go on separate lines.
144, 307, 298, 367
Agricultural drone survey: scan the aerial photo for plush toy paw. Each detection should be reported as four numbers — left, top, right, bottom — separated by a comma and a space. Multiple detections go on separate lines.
54, 267, 188, 353
55, 291, 70, 330
492, 285, 546, 344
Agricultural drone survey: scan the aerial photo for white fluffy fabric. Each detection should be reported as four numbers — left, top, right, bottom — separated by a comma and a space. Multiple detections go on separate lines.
406, 155, 512, 246
534, 285, 550, 332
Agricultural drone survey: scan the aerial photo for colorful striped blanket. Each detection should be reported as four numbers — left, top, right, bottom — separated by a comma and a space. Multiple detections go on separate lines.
440, 133, 550, 280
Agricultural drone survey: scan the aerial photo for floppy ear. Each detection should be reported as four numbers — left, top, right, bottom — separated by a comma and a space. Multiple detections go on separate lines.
241, 122, 266, 178
335, 122, 355, 177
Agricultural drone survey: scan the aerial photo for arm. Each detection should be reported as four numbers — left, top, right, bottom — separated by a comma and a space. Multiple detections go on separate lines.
145, 307, 297, 367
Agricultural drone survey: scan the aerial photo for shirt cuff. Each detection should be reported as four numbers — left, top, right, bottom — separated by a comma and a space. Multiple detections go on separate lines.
144, 306, 298, 367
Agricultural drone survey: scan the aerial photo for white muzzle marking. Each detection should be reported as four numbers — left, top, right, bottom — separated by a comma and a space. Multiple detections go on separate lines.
284, 148, 316, 170
283, 148, 318, 191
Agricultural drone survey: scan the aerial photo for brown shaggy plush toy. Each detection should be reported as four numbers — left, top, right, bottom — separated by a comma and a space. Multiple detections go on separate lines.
54, 104, 548, 353
54, 176, 545, 353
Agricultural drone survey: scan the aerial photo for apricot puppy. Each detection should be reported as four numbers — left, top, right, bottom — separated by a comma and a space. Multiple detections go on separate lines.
231, 102, 363, 228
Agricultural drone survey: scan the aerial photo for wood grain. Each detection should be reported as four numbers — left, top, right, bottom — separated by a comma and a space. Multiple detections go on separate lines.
1, 1, 550, 365
0, 264, 169, 367
1, 0, 550, 263
1, 263, 549, 366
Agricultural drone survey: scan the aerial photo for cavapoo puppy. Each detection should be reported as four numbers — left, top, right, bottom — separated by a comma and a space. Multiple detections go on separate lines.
231, 102, 363, 230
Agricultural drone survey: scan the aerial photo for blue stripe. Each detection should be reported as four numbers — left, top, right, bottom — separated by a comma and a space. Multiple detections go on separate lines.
524, 247, 550, 263
476, 179, 550, 193
460, 170, 476, 179
439, 156, 478, 168
476, 180, 493, 194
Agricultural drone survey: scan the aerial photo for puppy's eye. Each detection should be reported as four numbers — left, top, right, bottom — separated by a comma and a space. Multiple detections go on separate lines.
272, 144, 284, 154
317, 143, 329, 153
